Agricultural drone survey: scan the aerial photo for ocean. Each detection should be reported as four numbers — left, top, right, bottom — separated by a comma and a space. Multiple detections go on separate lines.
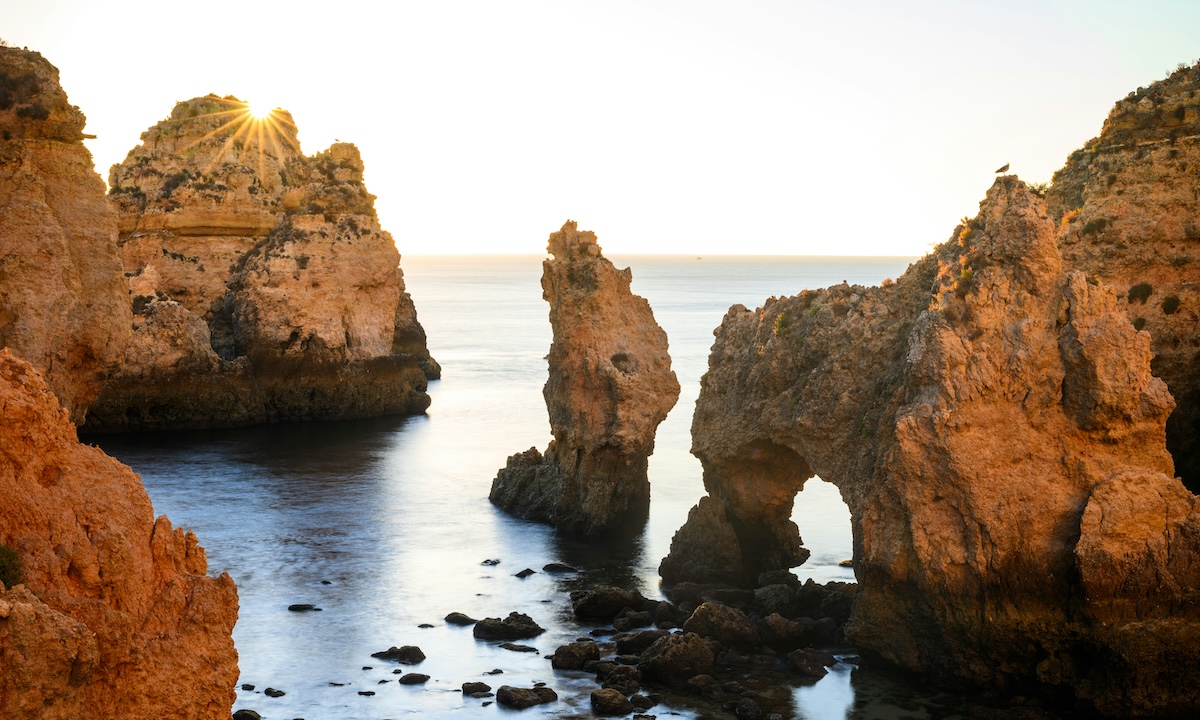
95, 254, 926, 719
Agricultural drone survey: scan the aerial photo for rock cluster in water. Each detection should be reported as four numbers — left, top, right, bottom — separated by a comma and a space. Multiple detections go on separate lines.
83, 94, 438, 431
0, 47, 131, 423
490, 221, 680, 534
662, 97, 1200, 717
0, 350, 239, 719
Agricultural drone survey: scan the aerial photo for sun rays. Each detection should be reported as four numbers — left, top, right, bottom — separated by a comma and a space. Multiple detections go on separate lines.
171, 95, 301, 182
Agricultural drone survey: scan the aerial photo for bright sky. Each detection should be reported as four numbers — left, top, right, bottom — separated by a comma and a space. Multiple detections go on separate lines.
5, 1, 1199, 255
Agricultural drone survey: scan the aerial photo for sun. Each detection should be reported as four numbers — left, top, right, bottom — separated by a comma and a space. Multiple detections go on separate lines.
247, 101, 277, 120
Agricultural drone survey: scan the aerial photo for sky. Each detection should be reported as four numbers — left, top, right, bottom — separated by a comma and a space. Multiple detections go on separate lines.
5, 0, 1199, 256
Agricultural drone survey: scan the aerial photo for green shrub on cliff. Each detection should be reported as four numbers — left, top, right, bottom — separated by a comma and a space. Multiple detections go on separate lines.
1128, 282, 1153, 304
1162, 295, 1182, 314
0, 545, 21, 588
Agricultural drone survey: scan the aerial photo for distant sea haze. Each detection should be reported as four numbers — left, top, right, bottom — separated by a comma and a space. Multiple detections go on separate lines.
97, 254, 916, 718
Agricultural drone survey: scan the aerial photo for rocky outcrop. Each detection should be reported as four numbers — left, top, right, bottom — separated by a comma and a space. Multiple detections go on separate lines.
0, 349, 239, 718
490, 221, 680, 534
0, 48, 130, 422
662, 175, 1199, 716
83, 95, 437, 431
1046, 62, 1200, 492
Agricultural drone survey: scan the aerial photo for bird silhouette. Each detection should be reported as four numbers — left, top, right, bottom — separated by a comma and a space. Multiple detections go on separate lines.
995, 162, 1010, 174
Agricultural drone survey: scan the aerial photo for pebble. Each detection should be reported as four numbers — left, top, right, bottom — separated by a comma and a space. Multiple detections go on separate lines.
264, 688, 285, 698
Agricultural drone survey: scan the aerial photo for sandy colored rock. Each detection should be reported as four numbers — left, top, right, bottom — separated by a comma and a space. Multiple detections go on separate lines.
85, 95, 437, 431
662, 175, 1197, 716
0, 349, 238, 719
490, 221, 680, 534
1046, 63, 1200, 492
0, 48, 130, 422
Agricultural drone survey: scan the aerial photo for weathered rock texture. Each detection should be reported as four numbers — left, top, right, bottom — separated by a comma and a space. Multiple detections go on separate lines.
490, 221, 680, 534
662, 175, 1199, 716
84, 94, 437, 431
1046, 63, 1200, 492
0, 349, 239, 718
0, 48, 130, 422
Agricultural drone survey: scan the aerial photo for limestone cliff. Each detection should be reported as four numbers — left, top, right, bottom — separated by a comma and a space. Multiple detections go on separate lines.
490, 221, 680, 534
663, 177, 1198, 717
0, 349, 239, 719
1046, 62, 1200, 492
84, 95, 438, 431
0, 47, 130, 422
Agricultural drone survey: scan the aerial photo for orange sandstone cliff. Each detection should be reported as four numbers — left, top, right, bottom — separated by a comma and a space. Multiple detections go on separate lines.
0, 349, 239, 719
1047, 62, 1200, 492
491, 221, 680, 534
84, 95, 438, 431
0, 47, 130, 422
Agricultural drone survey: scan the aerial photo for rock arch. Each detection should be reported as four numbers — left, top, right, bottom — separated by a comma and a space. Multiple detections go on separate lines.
660, 177, 1199, 717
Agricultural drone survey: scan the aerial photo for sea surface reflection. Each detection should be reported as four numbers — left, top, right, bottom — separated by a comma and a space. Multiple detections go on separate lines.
94, 255, 920, 718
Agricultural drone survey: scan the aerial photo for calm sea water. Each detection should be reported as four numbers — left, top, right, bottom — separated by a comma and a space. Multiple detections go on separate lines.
94, 254, 923, 720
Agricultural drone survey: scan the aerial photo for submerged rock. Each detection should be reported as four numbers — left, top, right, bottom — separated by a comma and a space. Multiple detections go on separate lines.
490, 221, 680, 535
472, 612, 546, 640
495, 685, 558, 709
0, 47, 130, 423
0, 350, 238, 719
84, 94, 437, 432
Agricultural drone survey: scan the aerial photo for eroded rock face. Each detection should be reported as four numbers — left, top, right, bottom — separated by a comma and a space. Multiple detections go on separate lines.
0, 48, 130, 422
84, 95, 437, 431
490, 221, 680, 534
1046, 63, 1200, 492
663, 176, 1199, 716
0, 350, 239, 718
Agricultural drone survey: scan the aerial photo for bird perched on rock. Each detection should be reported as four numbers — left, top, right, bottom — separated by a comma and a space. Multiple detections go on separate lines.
995, 162, 1010, 173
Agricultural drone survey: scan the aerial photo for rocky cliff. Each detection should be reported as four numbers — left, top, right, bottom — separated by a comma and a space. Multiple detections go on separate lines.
662, 176, 1198, 716
0, 349, 239, 719
83, 95, 438, 431
1046, 62, 1200, 492
490, 221, 680, 534
0, 47, 130, 422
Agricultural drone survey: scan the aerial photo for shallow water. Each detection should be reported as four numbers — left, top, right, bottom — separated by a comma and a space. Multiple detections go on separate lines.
95, 254, 920, 719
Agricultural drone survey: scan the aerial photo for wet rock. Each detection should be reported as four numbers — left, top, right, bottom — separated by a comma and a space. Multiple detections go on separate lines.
591, 687, 634, 715
264, 688, 285, 698
602, 665, 642, 696
495, 685, 558, 709
483, 668, 504, 675
631, 693, 655, 710
418, 623, 434, 628
571, 586, 648, 620
232, 711, 261, 720
682, 602, 759, 651
551, 640, 600, 669
638, 632, 714, 687
686, 674, 722, 699
445, 611, 478, 625
499, 642, 539, 653
787, 647, 836, 678
357, 691, 375, 696
462, 681, 492, 694
370, 645, 426, 664
734, 698, 763, 719
613, 609, 654, 632
543, 563, 578, 573
514, 568, 536, 578
240, 684, 255, 691
473, 613, 545, 640
615, 629, 669, 655
757, 613, 816, 653
481, 559, 500, 566
287, 603, 321, 612
398, 673, 430, 685
751, 585, 797, 617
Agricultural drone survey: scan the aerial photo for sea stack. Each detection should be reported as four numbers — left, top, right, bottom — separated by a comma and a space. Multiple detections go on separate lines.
490, 221, 680, 535
662, 172, 1198, 715
0, 47, 131, 423
83, 95, 438, 431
